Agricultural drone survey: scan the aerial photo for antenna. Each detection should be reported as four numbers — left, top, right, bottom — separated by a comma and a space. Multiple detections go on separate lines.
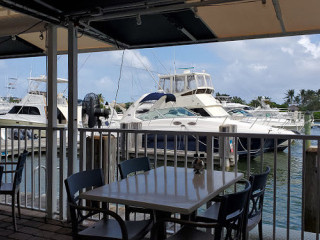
173, 48, 176, 94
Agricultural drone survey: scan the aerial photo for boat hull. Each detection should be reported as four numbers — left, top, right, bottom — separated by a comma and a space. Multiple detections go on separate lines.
142, 134, 288, 157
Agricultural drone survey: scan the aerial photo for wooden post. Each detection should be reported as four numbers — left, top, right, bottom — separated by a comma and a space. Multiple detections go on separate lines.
86, 135, 117, 183
304, 146, 319, 232
304, 112, 311, 149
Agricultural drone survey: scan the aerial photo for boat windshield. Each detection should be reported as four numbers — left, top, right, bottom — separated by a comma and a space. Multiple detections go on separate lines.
159, 77, 171, 93
137, 107, 196, 121
187, 75, 197, 91
8, 106, 40, 115
205, 75, 213, 87
197, 75, 206, 87
174, 76, 185, 93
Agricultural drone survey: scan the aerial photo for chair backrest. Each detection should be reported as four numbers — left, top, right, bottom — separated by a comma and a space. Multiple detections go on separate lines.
0, 165, 3, 186
64, 169, 105, 235
13, 150, 28, 189
64, 168, 104, 204
216, 180, 251, 240
248, 166, 270, 219
118, 157, 151, 179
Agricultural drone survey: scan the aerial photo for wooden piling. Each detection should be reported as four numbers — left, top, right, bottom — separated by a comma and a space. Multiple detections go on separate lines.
304, 146, 319, 233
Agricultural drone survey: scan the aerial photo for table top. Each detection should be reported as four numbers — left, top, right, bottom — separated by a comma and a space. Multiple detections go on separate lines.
80, 166, 243, 215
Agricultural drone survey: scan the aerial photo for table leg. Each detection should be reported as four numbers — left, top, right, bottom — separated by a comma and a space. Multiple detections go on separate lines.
150, 210, 171, 240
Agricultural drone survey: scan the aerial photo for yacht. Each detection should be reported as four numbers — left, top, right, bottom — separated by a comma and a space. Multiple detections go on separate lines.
121, 92, 295, 156
156, 70, 305, 132
0, 76, 81, 138
220, 96, 306, 132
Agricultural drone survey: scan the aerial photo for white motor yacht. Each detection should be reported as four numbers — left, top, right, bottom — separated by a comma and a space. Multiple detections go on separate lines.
156, 70, 305, 132
121, 93, 295, 156
0, 76, 81, 138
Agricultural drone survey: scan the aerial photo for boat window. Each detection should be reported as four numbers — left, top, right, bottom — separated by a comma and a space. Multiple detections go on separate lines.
137, 107, 196, 120
8, 106, 40, 115
162, 77, 171, 93
174, 76, 185, 93
197, 75, 206, 87
187, 75, 197, 91
190, 108, 210, 117
159, 78, 164, 90
205, 75, 213, 87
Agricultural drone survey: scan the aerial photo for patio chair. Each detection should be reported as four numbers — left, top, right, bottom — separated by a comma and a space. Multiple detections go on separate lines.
197, 167, 270, 240
244, 166, 270, 240
118, 157, 153, 221
152, 179, 251, 240
65, 168, 153, 240
0, 150, 28, 231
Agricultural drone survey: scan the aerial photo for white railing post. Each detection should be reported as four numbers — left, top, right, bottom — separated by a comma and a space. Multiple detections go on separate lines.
68, 21, 78, 176
46, 23, 58, 219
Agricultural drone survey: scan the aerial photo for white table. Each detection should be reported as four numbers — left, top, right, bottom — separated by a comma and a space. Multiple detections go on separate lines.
80, 166, 243, 215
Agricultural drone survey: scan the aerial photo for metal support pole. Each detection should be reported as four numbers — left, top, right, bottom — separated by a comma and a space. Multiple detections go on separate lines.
68, 22, 78, 176
46, 24, 58, 219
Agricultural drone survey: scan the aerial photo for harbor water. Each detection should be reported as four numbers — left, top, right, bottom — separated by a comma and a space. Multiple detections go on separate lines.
237, 123, 320, 230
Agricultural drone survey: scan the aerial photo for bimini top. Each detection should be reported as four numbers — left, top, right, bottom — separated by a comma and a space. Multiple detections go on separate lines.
140, 92, 176, 103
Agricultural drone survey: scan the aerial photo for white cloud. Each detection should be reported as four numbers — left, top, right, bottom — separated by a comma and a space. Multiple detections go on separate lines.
206, 35, 320, 103
281, 47, 294, 56
248, 64, 268, 72
298, 36, 320, 59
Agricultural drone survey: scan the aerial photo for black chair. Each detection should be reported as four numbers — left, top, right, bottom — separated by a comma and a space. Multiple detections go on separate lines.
65, 168, 153, 240
118, 157, 153, 221
152, 180, 251, 240
244, 166, 270, 240
197, 167, 270, 240
0, 150, 28, 231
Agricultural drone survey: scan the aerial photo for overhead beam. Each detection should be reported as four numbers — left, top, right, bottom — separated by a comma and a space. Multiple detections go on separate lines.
0, 0, 60, 23
82, 0, 255, 22
272, 0, 286, 33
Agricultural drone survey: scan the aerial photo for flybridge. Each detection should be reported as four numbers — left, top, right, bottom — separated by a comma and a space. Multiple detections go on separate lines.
158, 71, 214, 95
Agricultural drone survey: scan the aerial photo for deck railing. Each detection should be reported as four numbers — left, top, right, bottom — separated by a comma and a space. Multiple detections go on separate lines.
0, 125, 319, 240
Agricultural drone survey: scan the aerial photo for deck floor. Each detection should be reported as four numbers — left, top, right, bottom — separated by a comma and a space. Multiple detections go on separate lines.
0, 204, 317, 240
0, 205, 72, 240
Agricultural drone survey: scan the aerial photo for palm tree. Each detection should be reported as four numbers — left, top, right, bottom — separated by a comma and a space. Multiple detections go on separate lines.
299, 89, 306, 105
285, 89, 295, 105
97, 93, 105, 108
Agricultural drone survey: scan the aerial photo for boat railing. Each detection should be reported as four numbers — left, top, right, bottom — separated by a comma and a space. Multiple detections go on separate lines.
0, 125, 319, 239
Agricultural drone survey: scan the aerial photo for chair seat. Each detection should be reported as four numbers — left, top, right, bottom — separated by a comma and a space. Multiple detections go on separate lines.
247, 214, 262, 231
197, 202, 220, 221
167, 226, 215, 240
79, 218, 152, 240
0, 182, 14, 193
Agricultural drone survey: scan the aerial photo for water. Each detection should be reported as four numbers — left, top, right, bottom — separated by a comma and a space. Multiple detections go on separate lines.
236, 124, 320, 230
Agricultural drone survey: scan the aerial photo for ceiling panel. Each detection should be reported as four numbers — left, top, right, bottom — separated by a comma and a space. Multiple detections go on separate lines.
198, 1, 282, 38
279, 0, 320, 32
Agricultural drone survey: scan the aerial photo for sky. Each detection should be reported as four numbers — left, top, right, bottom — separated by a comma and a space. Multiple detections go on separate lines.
0, 34, 320, 104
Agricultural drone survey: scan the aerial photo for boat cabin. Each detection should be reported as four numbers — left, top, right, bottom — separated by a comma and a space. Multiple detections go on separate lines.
158, 70, 214, 95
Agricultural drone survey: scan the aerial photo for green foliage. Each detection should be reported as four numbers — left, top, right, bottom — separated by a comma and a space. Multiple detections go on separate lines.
125, 102, 133, 109
231, 96, 246, 104
282, 88, 320, 111
314, 112, 320, 120
249, 99, 261, 107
